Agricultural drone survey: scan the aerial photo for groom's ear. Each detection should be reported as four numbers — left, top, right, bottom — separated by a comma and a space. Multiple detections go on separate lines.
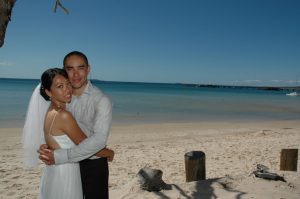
87, 65, 91, 74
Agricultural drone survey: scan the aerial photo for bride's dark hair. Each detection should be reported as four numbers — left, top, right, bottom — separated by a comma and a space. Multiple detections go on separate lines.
40, 68, 68, 101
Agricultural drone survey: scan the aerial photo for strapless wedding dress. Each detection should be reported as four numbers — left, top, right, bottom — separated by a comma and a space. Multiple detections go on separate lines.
39, 135, 83, 199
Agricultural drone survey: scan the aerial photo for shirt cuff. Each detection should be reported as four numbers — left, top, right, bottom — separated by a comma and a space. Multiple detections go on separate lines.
54, 148, 68, 164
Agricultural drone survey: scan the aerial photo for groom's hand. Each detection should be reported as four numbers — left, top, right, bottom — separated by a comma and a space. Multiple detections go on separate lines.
95, 147, 115, 162
38, 144, 55, 165
106, 148, 115, 162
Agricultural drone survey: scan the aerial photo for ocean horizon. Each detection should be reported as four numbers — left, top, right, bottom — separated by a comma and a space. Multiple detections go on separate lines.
1, 78, 300, 128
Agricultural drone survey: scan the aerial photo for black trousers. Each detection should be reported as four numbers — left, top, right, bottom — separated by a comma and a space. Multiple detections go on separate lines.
79, 158, 109, 199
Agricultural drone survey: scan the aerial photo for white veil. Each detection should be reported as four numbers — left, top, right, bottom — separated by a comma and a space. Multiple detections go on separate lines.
22, 83, 50, 169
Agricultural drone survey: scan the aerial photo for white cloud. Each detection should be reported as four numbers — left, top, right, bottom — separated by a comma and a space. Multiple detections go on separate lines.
245, 80, 263, 83
271, 80, 298, 84
270, 80, 282, 82
0, 61, 14, 66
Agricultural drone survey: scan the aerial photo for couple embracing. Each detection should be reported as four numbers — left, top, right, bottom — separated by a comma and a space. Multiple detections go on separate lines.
22, 51, 114, 199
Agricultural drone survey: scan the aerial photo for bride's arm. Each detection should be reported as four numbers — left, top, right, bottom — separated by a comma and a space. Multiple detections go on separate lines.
38, 110, 87, 165
39, 110, 115, 164
59, 110, 114, 161
59, 110, 87, 144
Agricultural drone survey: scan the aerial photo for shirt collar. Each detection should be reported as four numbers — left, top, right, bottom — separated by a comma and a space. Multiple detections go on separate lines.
72, 81, 92, 98
82, 81, 93, 95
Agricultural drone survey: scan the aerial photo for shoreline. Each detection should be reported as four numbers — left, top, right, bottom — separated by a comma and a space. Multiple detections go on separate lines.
1, 120, 299, 198
1, 77, 300, 91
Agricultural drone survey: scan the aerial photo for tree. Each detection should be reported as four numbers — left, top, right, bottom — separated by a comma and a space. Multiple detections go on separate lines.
0, 0, 16, 47
0, 0, 68, 48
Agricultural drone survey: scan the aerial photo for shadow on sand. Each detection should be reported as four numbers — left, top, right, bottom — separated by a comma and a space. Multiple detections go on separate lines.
151, 178, 247, 199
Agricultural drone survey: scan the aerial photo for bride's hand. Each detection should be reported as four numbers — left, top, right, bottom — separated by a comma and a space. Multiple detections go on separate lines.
38, 144, 55, 165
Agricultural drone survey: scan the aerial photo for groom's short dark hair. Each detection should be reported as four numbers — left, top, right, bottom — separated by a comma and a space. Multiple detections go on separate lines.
63, 51, 89, 68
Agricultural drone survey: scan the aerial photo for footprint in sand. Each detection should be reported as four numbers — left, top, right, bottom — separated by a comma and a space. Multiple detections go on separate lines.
7, 191, 16, 196
12, 175, 20, 179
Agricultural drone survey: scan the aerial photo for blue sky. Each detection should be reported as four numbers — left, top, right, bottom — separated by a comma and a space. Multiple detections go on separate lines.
0, 0, 299, 86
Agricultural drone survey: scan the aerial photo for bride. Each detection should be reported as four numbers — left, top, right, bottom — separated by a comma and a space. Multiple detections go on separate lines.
23, 68, 113, 199
39, 68, 84, 198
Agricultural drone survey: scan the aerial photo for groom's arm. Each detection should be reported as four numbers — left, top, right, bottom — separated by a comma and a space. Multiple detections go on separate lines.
54, 95, 112, 164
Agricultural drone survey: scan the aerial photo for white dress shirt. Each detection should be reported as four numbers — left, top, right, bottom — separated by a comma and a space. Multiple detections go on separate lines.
54, 81, 112, 164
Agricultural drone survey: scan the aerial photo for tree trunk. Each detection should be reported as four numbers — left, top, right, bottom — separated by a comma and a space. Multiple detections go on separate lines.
0, 0, 16, 47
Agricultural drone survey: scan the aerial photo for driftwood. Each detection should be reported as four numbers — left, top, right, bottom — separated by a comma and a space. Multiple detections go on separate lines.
136, 167, 171, 192
252, 164, 286, 182
0, 0, 16, 47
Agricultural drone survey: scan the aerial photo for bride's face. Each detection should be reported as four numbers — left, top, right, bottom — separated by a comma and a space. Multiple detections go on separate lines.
46, 75, 72, 104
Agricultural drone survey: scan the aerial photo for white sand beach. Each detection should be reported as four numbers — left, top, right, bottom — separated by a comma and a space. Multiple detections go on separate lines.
1, 120, 300, 198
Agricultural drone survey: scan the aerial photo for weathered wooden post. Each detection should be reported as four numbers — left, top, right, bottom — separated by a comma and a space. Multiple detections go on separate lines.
280, 149, 298, 171
185, 151, 205, 182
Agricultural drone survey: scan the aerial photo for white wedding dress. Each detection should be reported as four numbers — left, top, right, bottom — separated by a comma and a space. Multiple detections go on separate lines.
39, 135, 83, 199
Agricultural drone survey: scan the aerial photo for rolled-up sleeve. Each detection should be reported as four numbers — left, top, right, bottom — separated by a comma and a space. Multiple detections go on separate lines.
54, 95, 112, 164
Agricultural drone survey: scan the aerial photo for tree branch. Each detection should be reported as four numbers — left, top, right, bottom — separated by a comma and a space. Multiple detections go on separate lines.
53, 0, 69, 14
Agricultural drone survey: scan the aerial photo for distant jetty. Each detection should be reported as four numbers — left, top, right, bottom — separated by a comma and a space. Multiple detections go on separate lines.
177, 83, 300, 92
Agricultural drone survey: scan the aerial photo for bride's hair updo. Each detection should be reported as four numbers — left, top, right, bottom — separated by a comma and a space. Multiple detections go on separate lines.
40, 68, 68, 101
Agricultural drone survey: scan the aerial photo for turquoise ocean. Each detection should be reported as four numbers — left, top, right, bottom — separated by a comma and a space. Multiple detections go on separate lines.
1, 78, 300, 128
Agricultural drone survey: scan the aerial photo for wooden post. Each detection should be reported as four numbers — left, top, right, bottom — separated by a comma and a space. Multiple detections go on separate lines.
185, 151, 205, 182
280, 149, 298, 171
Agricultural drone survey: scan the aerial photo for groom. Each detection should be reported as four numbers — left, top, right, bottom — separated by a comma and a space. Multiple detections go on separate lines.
39, 51, 114, 199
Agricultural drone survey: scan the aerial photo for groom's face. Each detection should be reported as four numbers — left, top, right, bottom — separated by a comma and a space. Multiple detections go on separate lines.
64, 55, 90, 91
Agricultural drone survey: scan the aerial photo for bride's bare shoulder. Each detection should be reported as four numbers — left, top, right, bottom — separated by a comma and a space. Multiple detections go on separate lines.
58, 109, 73, 121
